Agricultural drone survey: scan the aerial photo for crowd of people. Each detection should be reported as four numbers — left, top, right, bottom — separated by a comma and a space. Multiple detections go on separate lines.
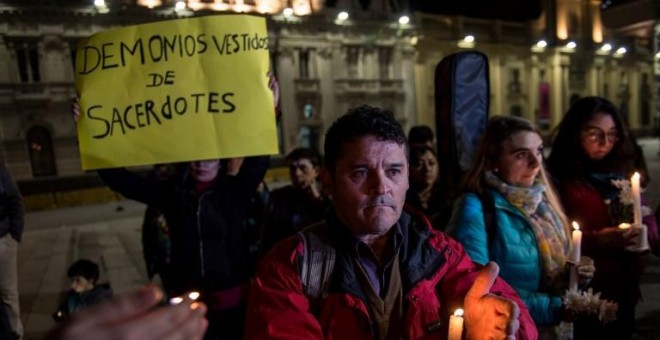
0, 68, 659, 340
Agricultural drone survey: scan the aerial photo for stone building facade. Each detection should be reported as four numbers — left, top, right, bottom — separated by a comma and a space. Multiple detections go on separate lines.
0, 0, 654, 181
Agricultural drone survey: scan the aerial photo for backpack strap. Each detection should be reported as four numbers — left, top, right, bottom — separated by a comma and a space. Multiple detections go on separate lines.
298, 221, 336, 315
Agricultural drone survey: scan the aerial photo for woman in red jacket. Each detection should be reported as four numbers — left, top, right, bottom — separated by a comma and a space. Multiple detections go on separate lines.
547, 96, 659, 340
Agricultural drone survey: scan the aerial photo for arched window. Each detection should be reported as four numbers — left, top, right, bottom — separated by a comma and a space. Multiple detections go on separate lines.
27, 126, 56, 177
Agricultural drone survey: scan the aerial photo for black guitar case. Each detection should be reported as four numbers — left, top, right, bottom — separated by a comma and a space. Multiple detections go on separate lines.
434, 51, 490, 223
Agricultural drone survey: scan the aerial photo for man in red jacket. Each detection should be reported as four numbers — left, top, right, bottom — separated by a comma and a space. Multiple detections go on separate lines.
246, 106, 538, 339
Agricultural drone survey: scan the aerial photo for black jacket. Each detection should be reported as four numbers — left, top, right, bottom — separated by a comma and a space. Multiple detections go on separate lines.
52, 283, 113, 322
0, 165, 23, 242
98, 156, 268, 294
261, 185, 328, 254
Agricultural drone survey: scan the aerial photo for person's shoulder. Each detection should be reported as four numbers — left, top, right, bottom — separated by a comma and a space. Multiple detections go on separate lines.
261, 233, 306, 266
404, 211, 454, 249
270, 185, 295, 198
85, 283, 113, 302
555, 179, 592, 195
453, 191, 488, 212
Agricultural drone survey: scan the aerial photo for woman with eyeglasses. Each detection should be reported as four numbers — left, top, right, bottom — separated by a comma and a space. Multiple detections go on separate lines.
547, 96, 658, 340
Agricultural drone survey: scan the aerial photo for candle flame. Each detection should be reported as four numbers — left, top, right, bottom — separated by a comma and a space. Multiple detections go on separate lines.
572, 221, 580, 231
632, 172, 640, 181
454, 308, 464, 317
188, 291, 200, 300
618, 223, 631, 230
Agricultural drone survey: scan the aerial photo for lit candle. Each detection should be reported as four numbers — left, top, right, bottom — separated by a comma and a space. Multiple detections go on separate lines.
568, 222, 582, 291
570, 222, 582, 264
448, 308, 464, 340
631, 172, 642, 227
170, 291, 200, 305
618, 223, 632, 230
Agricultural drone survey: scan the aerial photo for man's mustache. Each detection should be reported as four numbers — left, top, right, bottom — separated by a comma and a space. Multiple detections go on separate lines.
365, 195, 397, 207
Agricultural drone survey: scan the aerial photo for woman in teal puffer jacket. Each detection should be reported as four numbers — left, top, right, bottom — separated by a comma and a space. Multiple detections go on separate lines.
447, 116, 595, 337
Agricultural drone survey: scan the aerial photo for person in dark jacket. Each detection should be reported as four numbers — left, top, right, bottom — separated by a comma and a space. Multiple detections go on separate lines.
547, 96, 659, 340
405, 146, 454, 228
0, 164, 23, 339
246, 106, 538, 340
53, 259, 113, 322
0, 303, 12, 340
260, 147, 328, 254
99, 155, 268, 340
141, 163, 178, 289
73, 74, 279, 340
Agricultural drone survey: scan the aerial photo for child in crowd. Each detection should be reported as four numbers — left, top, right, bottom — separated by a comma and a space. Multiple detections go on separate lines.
52, 259, 113, 322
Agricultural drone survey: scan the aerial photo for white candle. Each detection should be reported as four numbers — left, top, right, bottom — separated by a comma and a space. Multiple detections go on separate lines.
638, 224, 650, 251
631, 172, 642, 227
448, 308, 464, 340
568, 265, 579, 292
570, 222, 582, 264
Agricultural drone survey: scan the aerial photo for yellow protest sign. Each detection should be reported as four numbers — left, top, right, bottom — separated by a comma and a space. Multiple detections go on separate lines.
75, 14, 278, 170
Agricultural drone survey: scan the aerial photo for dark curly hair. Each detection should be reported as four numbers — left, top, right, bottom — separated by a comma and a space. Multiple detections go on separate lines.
408, 125, 434, 147
546, 96, 639, 182
286, 147, 320, 167
67, 259, 100, 283
324, 105, 407, 173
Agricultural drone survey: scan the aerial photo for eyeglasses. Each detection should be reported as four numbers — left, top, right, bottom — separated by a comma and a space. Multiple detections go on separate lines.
582, 127, 619, 144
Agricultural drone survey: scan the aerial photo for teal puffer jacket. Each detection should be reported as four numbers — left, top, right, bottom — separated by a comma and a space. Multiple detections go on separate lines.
446, 190, 563, 326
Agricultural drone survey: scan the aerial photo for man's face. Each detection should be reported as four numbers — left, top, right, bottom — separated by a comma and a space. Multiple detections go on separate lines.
323, 135, 409, 238
288, 158, 319, 190
189, 160, 220, 182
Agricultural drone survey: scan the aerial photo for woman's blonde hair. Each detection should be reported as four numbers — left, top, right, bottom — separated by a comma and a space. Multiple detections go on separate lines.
463, 116, 569, 228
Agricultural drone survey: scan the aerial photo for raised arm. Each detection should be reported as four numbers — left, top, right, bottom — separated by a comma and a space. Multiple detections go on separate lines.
98, 168, 169, 208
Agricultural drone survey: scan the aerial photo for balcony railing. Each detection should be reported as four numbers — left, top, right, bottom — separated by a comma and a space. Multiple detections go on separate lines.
334, 79, 404, 95
0, 82, 75, 102
294, 78, 320, 93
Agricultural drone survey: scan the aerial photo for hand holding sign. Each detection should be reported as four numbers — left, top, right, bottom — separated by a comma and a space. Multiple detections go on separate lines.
464, 262, 520, 340
268, 72, 280, 113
